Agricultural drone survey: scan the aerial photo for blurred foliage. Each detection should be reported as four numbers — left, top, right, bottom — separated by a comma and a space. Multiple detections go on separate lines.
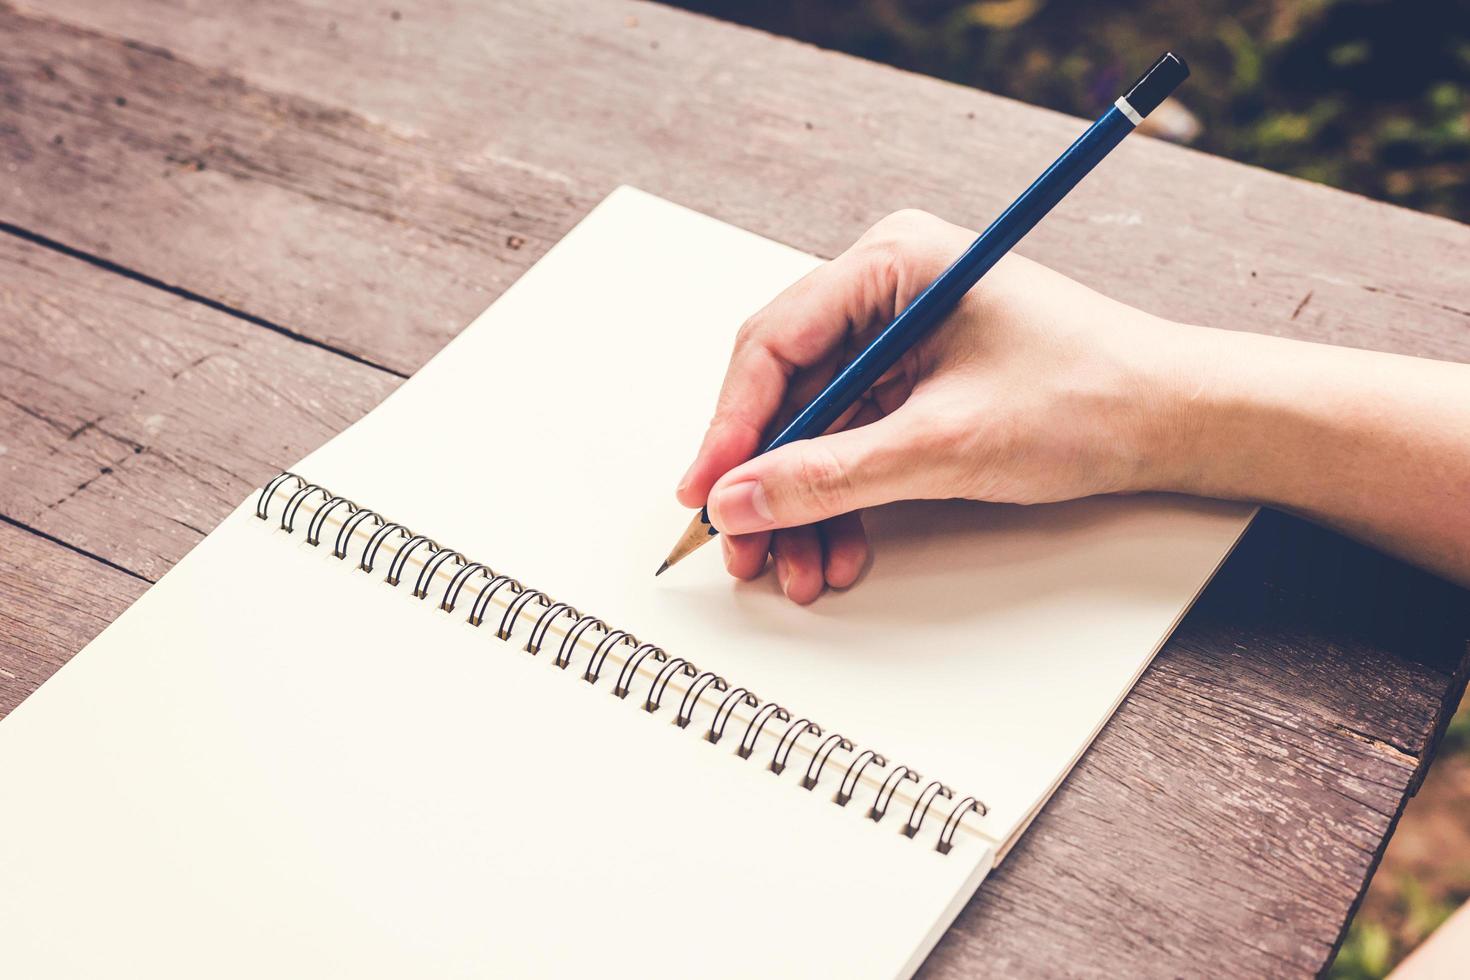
1328, 692, 1470, 978
1331, 917, 1394, 980
1330, 873, 1464, 978
668, 0, 1470, 220
1443, 700, 1470, 754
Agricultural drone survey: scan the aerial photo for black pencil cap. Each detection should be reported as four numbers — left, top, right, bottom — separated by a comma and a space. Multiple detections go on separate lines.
1123, 52, 1190, 118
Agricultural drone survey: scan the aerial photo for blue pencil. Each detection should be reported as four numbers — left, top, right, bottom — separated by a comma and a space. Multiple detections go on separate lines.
659, 52, 1190, 575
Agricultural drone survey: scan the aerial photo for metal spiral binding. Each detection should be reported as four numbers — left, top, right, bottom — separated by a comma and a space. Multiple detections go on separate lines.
255, 471, 987, 854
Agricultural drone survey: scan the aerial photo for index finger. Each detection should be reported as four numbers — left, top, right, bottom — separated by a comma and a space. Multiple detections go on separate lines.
675, 243, 895, 508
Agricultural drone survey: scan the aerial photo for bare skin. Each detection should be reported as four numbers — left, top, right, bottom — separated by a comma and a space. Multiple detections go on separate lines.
675, 210, 1470, 605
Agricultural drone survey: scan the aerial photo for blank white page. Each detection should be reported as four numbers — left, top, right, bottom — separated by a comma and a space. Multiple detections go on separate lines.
0, 507, 990, 978
297, 187, 1254, 845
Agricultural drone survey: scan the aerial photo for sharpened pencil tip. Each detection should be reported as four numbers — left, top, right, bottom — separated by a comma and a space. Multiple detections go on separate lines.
658, 509, 720, 577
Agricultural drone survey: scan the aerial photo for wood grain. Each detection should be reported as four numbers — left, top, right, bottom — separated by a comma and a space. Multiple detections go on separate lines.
936, 517, 1470, 976
0, 519, 145, 717
0, 231, 397, 579
0, 1, 1465, 975
15, 0, 1470, 374
0, 6, 596, 375
944, 621, 1438, 976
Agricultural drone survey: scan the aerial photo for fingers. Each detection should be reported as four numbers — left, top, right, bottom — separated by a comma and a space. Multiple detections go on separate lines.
675, 239, 902, 509
679, 210, 971, 604
706, 410, 942, 535
821, 512, 868, 589
721, 514, 868, 604
721, 530, 770, 581
771, 526, 824, 605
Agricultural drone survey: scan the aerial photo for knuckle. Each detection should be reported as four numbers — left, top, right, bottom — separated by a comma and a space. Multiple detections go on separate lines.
911, 413, 973, 480
925, 410, 972, 449
790, 444, 855, 516
706, 402, 755, 444
732, 312, 764, 352
863, 209, 939, 247
856, 210, 945, 284
877, 208, 939, 236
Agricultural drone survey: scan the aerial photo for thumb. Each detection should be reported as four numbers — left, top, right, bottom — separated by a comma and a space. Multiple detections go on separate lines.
705, 413, 943, 533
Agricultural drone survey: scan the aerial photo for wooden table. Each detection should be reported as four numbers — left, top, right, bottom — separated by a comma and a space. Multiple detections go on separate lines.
2, 1, 1467, 974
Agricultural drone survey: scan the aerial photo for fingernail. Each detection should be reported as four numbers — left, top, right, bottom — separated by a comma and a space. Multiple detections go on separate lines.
709, 480, 774, 534
775, 554, 791, 596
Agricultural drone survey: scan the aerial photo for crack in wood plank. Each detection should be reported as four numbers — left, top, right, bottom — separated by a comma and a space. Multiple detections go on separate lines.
0, 512, 153, 583
1291, 289, 1314, 320
1362, 283, 1470, 320
0, 221, 409, 378
1329, 722, 1420, 765
22, 0, 1470, 372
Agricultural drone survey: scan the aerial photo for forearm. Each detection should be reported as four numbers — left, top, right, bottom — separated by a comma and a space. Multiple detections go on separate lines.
1164, 326, 1470, 586
678, 205, 1470, 601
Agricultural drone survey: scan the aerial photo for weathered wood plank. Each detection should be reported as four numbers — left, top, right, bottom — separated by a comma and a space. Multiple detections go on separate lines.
945, 625, 1426, 976
4, 0, 1467, 616
0, 2, 1466, 975
3, 1, 1465, 635
938, 530, 1468, 976
0, 227, 397, 580
8, 1, 1470, 381
0, 187, 1464, 977
0, 6, 597, 375
0, 520, 145, 717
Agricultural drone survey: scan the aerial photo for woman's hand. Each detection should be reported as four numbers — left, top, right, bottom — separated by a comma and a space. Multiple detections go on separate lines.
674, 210, 1207, 603
677, 210, 1470, 603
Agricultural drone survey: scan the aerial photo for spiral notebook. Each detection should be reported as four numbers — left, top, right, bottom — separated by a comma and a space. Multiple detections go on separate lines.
0, 188, 1253, 977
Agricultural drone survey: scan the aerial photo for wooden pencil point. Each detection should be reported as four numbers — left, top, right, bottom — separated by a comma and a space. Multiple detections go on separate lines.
658, 508, 719, 575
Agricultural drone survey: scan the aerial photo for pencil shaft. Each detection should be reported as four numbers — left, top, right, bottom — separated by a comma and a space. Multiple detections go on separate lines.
764, 107, 1134, 455
657, 53, 1189, 573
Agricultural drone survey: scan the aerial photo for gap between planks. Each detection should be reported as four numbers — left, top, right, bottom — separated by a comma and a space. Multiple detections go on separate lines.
0, 221, 408, 380
0, 213, 404, 581
0, 512, 153, 584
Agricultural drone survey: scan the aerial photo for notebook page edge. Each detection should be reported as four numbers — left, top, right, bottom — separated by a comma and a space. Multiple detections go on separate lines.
282, 185, 1253, 866
992, 503, 1260, 860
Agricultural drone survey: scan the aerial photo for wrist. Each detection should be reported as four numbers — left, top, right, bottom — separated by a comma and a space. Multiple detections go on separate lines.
1126, 319, 1279, 502
1112, 316, 1230, 497
1147, 323, 1326, 508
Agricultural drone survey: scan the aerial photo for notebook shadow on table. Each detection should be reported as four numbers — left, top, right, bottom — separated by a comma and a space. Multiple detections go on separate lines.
908, 507, 1468, 975
724, 495, 1468, 677
727, 494, 1246, 636
1199, 507, 1470, 677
